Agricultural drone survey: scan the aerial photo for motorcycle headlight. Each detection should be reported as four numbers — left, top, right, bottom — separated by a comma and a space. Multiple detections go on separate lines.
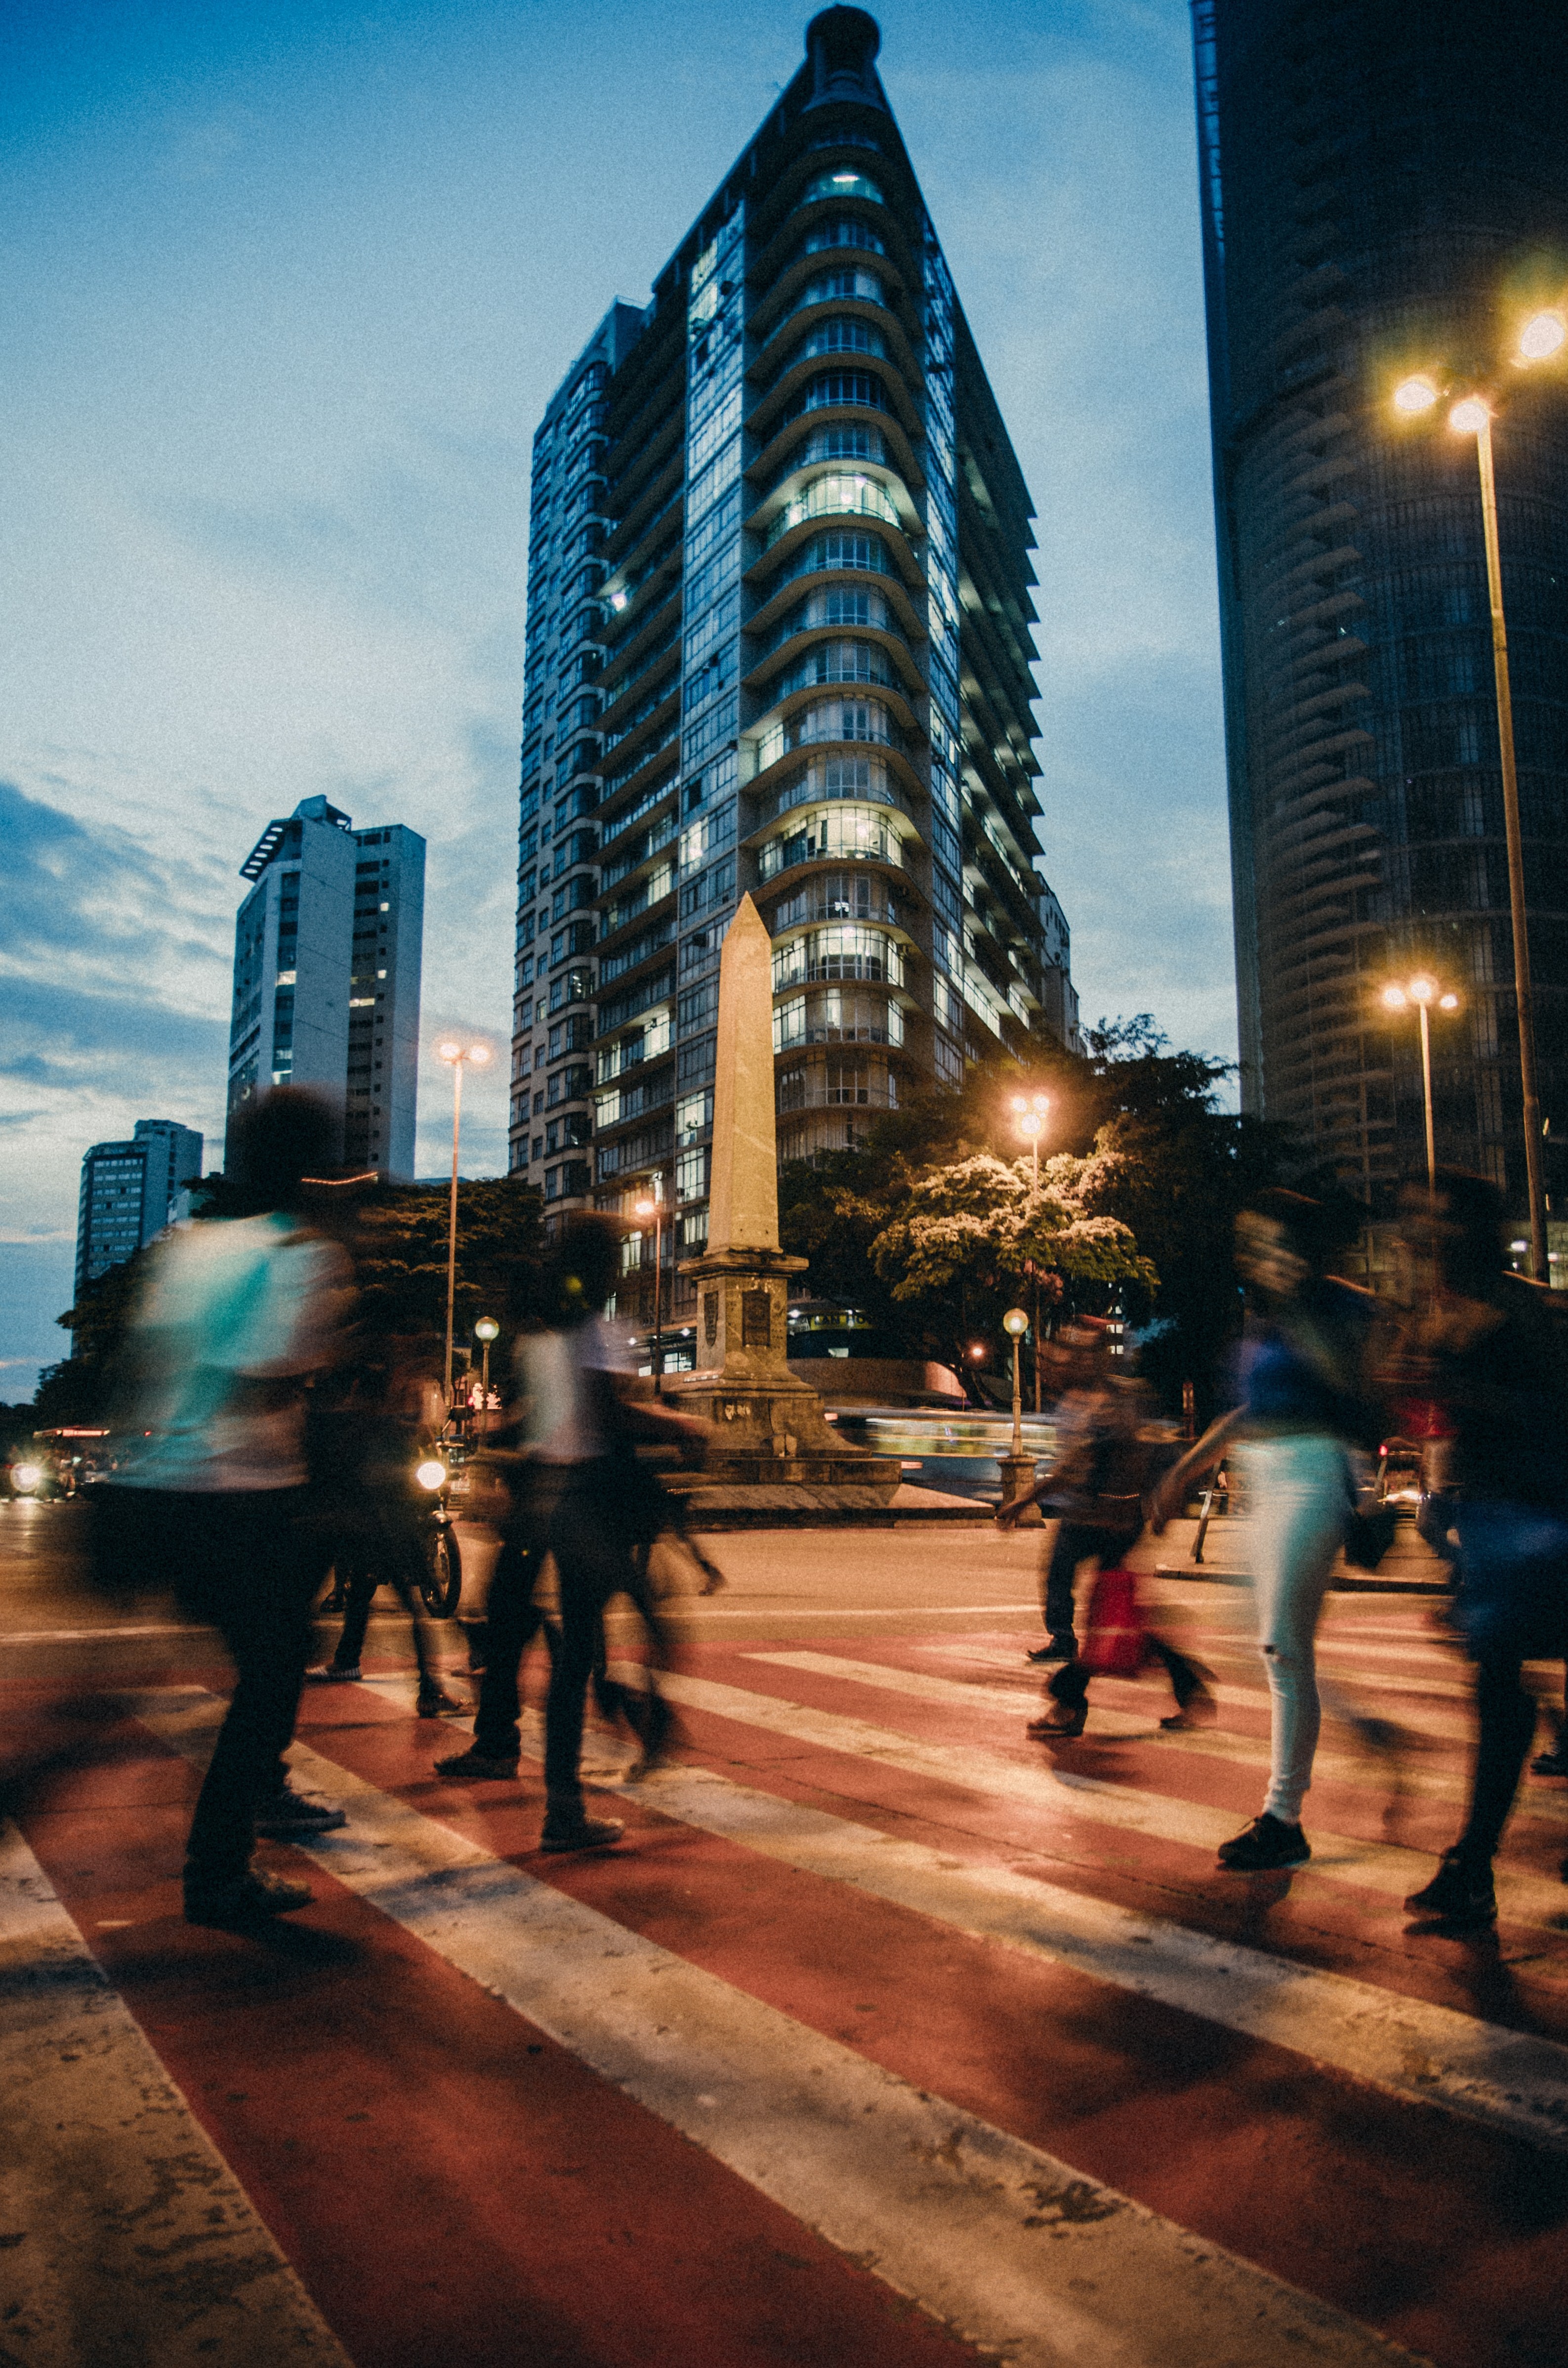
12, 1464, 42, 1492
414, 1459, 448, 1491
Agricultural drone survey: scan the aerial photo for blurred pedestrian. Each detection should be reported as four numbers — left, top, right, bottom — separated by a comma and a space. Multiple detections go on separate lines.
999, 1320, 1147, 1661
1153, 1190, 1382, 1871
304, 1337, 464, 1715
1399, 1172, 1568, 1928
95, 1091, 357, 1928
437, 1214, 706, 1850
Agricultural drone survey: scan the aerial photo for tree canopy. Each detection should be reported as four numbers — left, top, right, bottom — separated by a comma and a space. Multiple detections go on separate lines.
780, 1017, 1293, 1411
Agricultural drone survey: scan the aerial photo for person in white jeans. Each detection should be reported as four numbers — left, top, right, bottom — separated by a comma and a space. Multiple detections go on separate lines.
1154, 1192, 1379, 1872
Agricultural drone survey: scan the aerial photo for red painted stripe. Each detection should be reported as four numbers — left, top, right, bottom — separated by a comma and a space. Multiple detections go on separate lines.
19, 1737, 989, 2368
316, 1707, 1568, 2368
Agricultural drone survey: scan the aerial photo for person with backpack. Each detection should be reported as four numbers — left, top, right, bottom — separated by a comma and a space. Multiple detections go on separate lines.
1152, 1189, 1383, 1872
95, 1091, 357, 1928
436, 1214, 706, 1852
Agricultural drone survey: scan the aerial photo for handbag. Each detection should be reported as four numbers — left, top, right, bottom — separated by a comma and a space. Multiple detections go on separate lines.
1079, 1566, 1148, 1676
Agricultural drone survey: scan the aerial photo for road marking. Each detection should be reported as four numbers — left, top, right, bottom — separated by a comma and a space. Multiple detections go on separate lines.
126, 1691, 1419, 2368
747, 1649, 1506, 1807
0, 1623, 212, 1645
645, 1670, 1568, 1932
659, 1603, 1044, 1619
0, 1820, 352, 2367
339, 1676, 1568, 2155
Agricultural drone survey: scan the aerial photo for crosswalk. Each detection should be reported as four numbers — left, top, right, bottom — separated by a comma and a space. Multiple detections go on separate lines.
4, 1584, 1567, 2366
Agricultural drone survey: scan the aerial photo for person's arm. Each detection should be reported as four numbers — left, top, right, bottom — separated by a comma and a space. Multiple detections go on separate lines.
1149, 1405, 1246, 1533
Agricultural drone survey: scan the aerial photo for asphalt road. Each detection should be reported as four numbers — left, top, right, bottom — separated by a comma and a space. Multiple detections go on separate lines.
3, 1498, 1567, 2368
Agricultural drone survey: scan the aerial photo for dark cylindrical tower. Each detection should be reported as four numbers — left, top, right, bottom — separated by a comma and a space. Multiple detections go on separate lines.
1195, 0, 1568, 1226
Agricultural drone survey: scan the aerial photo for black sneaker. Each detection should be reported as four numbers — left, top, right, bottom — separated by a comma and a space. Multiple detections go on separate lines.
1216, 1813, 1310, 1871
254, 1785, 347, 1837
1405, 1850, 1497, 1929
416, 1686, 467, 1719
540, 1814, 623, 1854
434, 1746, 520, 1781
1531, 1747, 1568, 1778
1026, 1637, 1076, 1665
185, 1867, 314, 1927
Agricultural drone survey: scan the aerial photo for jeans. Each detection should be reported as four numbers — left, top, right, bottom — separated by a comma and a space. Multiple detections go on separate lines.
1451, 1501, 1568, 1864
542, 1463, 642, 1818
1041, 1521, 1139, 1643
1235, 1436, 1348, 1825
103, 1487, 328, 1884
471, 1509, 550, 1760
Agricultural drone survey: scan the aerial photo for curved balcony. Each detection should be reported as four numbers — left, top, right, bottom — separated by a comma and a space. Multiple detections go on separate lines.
750, 498, 923, 604
757, 801, 911, 884
800, 167, 885, 208
769, 871, 902, 932
748, 694, 910, 786
773, 986, 906, 1052
754, 752, 913, 832
769, 636, 898, 699
747, 529, 928, 644
771, 924, 907, 994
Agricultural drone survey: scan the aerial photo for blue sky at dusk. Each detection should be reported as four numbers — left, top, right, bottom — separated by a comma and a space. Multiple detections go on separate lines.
0, 0, 1230, 1388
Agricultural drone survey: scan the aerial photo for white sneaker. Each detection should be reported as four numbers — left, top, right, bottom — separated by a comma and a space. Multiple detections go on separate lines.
303, 1663, 362, 1683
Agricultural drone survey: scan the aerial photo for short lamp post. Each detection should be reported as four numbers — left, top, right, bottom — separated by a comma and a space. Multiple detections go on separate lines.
633, 1184, 665, 1395
998, 1306, 1036, 1517
436, 1035, 493, 1401
1392, 309, 1565, 1277
473, 1315, 500, 1401
1381, 975, 1459, 1195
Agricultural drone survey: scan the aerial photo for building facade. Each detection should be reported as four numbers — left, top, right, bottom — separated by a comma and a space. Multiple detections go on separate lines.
75, 1118, 204, 1296
510, 7, 1076, 1337
1195, 0, 1568, 1212
227, 796, 425, 1178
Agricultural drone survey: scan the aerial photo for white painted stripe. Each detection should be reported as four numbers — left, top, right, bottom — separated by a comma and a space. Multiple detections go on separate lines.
0, 1623, 212, 1645
0, 1821, 352, 2367
648, 1669, 1568, 1930
608, 1762, 1568, 2156
343, 1679, 1568, 2154
128, 1691, 1418, 2368
747, 1649, 1504, 1806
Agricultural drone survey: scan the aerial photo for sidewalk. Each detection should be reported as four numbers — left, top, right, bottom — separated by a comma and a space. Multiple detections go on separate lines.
1153, 1513, 1451, 1593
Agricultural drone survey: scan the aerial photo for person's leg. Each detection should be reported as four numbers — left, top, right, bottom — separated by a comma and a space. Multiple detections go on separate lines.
333, 1556, 377, 1670
1042, 1524, 1090, 1648
463, 1520, 544, 1761
184, 1492, 318, 1888
1458, 1647, 1537, 1863
541, 1479, 627, 1840
1217, 1440, 1343, 1867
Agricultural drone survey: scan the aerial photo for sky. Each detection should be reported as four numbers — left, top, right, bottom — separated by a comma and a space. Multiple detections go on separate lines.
0, 0, 1233, 1391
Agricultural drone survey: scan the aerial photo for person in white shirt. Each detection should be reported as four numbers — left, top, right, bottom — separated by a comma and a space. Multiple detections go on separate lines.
436, 1215, 704, 1852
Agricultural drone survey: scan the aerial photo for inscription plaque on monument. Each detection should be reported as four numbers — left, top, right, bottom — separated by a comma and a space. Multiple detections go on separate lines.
741, 1289, 772, 1349
703, 1291, 719, 1348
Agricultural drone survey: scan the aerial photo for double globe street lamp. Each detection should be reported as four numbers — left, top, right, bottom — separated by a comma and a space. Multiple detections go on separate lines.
1391, 305, 1565, 1276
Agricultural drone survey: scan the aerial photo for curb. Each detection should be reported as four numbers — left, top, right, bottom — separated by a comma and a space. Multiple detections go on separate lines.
1154, 1565, 1450, 1596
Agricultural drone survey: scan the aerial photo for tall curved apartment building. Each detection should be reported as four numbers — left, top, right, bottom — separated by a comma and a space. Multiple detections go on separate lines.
510, 9, 1078, 1349
1195, 0, 1568, 1217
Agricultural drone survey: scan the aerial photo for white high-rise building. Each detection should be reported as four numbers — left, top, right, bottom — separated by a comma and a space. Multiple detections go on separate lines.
75, 1118, 205, 1297
226, 796, 425, 1179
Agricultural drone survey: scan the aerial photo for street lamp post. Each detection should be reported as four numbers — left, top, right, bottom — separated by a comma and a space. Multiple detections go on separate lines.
999, 1306, 1034, 1516
1011, 1093, 1050, 1406
435, 1036, 493, 1402
474, 1315, 499, 1401
633, 1182, 665, 1395
1393, 315, 1564, 1277
1381, 974, 1460, 1195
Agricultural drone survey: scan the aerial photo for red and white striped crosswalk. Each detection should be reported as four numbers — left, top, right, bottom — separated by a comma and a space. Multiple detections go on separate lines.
3, 1572, 1567, 2367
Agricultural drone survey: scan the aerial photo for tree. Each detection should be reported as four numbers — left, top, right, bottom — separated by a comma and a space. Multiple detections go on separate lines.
28, 1175, 548, 1421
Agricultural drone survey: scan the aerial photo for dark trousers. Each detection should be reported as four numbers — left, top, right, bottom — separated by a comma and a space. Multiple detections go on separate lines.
1042, 1521, 1138, 1642
102, 1487, 327, 1884
1049, 1634, 1204, 1714
332, 1510, 438, 1686
544, 1468, 642, 1815
471, 1513, 549, 1760
1451, 1501, 1568, 1864
1459, 1649, 1540, 1865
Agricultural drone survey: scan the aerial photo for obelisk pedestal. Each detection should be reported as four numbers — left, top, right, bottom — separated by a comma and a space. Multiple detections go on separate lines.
662, 894, 900, 1499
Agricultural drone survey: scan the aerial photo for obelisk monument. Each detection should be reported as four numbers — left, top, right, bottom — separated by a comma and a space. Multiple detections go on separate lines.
664, 894, 899, 1496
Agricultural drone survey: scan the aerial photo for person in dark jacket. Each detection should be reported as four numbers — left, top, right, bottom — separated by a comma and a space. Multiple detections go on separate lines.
1399, 1171, 1568, 1930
